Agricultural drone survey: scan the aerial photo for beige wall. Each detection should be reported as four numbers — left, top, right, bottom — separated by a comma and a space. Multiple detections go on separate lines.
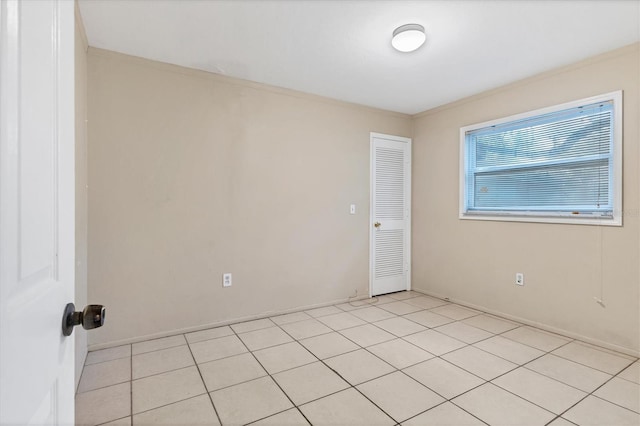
74, 4, 89, 387
412, 43, 640, 354
87, 49, 412, 347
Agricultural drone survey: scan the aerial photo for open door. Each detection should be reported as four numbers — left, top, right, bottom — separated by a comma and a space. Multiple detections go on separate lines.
369, 132, 411, 296
0, 1, 76, 423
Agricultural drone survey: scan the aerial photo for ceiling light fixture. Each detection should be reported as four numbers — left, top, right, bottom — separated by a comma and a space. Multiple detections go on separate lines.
391, 23, 426, 53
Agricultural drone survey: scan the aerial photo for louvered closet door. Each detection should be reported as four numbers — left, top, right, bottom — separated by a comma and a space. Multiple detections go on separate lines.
370, 133, 411, 296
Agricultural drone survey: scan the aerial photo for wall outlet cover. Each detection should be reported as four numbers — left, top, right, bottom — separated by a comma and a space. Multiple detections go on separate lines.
223, 273, 232, 287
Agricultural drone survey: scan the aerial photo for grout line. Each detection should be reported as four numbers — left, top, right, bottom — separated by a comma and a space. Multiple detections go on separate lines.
131, 341, 187, 357
270, 303, 471, 424
130, 391, 209, 418
401, 399, 490, 426
95, 414, 131, 426
267, 312, 402, 423
228, 323, 315, 425
82, 344, 132, 367
182, 332, 224, 426
549, 357, 640, 421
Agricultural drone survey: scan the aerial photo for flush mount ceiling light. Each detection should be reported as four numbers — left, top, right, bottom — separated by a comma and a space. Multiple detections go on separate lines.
391, 23, 426, 53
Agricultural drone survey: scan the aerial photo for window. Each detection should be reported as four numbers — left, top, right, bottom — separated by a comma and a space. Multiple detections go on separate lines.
460, 91, 622, 225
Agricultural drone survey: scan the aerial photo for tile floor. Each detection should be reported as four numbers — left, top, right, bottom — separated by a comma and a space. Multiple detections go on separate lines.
76, 291, 640, 425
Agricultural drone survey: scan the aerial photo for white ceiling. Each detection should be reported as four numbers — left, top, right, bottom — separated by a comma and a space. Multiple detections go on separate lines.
78, 0, 640, 115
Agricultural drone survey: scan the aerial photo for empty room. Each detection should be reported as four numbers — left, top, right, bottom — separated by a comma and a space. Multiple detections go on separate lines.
1, 1, 639, 425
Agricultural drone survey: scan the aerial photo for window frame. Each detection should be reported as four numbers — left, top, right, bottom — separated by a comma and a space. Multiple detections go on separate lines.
459, 91, 622, 226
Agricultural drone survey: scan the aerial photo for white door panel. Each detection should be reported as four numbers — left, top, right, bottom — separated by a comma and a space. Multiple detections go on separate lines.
0, 1, 76, 424
370, 133, 411, 296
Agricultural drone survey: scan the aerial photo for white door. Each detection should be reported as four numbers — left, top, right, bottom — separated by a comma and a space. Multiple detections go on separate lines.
370, 133, 411, 296
0, 0, 76, 424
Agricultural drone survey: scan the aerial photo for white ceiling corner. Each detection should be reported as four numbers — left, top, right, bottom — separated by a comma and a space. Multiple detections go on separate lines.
78, 0, 640, 115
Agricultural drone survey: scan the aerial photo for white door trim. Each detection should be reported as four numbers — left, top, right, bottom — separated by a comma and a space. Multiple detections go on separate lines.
369, 132, 411, 297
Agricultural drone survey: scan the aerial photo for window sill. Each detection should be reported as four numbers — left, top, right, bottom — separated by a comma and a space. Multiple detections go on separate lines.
459, 212, 622, 226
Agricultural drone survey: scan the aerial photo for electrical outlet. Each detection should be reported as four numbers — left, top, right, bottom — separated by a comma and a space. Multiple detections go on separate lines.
223, 273, 232, 287
515, 273, 524, 286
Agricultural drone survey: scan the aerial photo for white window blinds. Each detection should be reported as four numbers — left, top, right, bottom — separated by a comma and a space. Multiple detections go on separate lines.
460, 92, 622, 225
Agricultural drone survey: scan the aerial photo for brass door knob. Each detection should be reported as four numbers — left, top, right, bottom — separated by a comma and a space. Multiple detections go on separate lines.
374, 222, 381, 228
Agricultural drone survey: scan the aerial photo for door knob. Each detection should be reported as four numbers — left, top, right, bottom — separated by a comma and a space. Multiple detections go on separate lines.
62, 303, 106, 336
374, 222, 381, 228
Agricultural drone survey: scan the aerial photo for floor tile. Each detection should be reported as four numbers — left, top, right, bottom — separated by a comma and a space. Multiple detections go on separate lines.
430, 304, 480, 320
132, 394, 219, 425
334, 300, 372, 312
462, 314, 520, 334
350, 306, 396, 322
339, 323, 395, 347
474, 335, 544, 364
552, 341, 634, 375
81, 300, 640, 426
378, 301, 423, 315
270, 311, 312, 325
101, 417, 131, 426
85, 345, 131, 366
251, 408, 309, 425
453, 383, 555, 426
403, 401, 485, 426
299, 388, 395, 426
299, 332, 359, 359
442, 346, 517, 380
357, 371, 444, 423
199, 352, 267, 391
230, 318, 275, 334
373, 316, 427, 337
75, 382, 131, 426
546, 418, 576, 426
280, 318, 332, 340
403, 330, 466, 356
367, 338, 433, 369
273, 361, 349, 405
403, 310, 454, 328
305, 305, 343, 318
404, 358, 484, 399
132, 335, 186, 355
252, 342, 316, 374
316, 312, 366, 330
593, 377, 640, 413
78, 357, 131, 393
189, 335, 247, 364
132, 345, 194, 379
618, 361, 640, 384
324, 349, 395, 385
210, 377, 293, 425
404, 296, 449, 310
435, 321, 493, 344
132, 366, 206, 414
185, 326, 233, 344
388, 290, 422, 300
493, 367, 587, 414
525, 353, 611, 392
564, 395, 640, 425
372, 294, 398, 305
502, 326, 571, 352
238, 326, 293, 351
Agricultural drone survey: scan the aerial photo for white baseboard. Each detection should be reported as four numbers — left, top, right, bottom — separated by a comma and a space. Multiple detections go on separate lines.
88, 295, 369, 351
412, 286, 639, 358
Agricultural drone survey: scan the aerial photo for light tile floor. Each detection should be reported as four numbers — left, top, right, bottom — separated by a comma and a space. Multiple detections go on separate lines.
76, 291, 640, 425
